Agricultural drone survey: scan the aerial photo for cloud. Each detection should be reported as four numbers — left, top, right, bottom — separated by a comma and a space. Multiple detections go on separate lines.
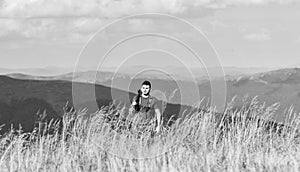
243, 32, 272, 41
208, 20, 230, 30
0, 0, 297, 43
0, 0, 298, 19
0, 0, 186, 18
240, 26, 272, 41
212, 0, 298, 7
0, 17, 104, 43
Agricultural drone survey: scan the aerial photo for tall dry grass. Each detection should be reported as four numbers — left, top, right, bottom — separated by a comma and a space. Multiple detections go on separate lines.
0, 96, 300, 172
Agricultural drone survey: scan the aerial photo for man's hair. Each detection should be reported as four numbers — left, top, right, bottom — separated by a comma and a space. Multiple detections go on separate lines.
141, 80, 151, 88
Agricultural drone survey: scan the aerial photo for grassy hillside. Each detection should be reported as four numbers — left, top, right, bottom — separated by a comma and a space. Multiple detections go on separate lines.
0, 97, 299, 171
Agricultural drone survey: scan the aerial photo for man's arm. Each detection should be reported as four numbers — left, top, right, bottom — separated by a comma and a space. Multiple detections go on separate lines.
154, 108, 162, 133
151, 97, 162, 133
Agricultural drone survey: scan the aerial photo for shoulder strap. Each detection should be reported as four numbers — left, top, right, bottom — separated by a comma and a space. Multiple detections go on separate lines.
138, 96, 141, 105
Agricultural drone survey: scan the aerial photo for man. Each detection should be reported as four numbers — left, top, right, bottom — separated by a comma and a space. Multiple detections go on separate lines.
129, 80, 162, 136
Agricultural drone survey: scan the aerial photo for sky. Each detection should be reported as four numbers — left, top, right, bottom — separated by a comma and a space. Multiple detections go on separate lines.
0, 0, 300, 70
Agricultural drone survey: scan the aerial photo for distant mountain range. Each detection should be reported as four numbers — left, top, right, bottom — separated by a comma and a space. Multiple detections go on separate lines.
225, 68, 300, 122
1, 65, 281, 79
0, 66, 74, 76
4, 67, 300, 124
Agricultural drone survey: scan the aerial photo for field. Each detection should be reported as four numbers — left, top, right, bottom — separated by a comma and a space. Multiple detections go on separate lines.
0, 97, 300, 172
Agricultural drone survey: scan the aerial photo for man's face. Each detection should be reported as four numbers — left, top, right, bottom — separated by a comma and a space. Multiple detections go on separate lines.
141, 84, 150, 95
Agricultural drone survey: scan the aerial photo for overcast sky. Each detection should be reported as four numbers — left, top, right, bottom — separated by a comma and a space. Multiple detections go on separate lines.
0, 0, 300, 70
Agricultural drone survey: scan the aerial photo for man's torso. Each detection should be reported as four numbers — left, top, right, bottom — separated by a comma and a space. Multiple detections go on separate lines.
135, 95, 158, 124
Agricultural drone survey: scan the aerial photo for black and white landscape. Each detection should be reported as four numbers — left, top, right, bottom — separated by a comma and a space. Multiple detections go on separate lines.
1, 0, 300, 171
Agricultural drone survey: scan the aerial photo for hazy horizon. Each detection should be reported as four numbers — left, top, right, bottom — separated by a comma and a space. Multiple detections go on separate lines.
0, 64, 288, 76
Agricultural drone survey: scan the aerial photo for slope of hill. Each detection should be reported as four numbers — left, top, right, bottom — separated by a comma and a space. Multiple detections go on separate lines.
0, 75, 120, 133
6, 71, 205, 106
5, 67, 300, 123
0, 75, 196, 134
251, 68, 300, 84
225, 68, 300, 122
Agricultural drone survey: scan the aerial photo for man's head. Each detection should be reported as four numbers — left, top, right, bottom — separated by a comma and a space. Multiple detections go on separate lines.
140, 80, 151, 96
